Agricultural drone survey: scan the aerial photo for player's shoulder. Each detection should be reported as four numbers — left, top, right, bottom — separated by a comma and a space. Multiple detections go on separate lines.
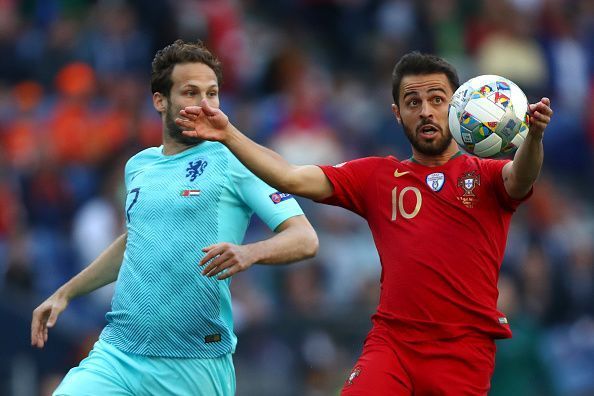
451, 154, 510, 181
333, 155, 398, 169
126, 146, 162, 170
459, 153, 510, 169
217, 144, 255, 174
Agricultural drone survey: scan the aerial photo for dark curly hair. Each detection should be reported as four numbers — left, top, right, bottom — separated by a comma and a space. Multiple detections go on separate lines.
150, 39, 223, 97
391, 52, 459, 104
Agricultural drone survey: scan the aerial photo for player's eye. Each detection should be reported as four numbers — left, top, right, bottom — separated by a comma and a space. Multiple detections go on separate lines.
433, 97, 443, 104
409, 99, 419, 107
208, 91, 218, 97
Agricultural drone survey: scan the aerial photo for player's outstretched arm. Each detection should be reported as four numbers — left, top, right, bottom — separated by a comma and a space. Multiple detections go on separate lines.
199, 215, 318, 280
31, 233, 127, 348
502, 97, 552, 199
176, 100, 334, 201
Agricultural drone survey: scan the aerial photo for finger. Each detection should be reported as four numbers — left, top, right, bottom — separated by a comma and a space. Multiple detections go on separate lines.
35, 326, 46, 348
206, 256, 236, 277
182, 130, 199, 138
47, 308, 59, 328
179, 109, 198, 120
202, 251, 226, 275
531, 111, 551, 125
175, 118, 195, 129
203, 253, 233, 276
183, 106, 203, 116
31, 313, 40, 346
199, 245, 223, 266
217, 266, 241, 280
200, 99, 217, 116
31, 309, 47, 347
530, 101, 552, 116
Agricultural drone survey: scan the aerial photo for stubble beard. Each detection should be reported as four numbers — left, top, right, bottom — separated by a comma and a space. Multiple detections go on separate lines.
165, 102, 203, 146
402, 119, 452, 156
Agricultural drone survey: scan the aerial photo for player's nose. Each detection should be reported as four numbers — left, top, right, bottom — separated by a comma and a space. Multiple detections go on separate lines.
419, 100, 433, 119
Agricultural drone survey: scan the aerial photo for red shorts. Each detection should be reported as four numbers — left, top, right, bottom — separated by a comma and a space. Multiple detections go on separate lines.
341, 323, 496, 395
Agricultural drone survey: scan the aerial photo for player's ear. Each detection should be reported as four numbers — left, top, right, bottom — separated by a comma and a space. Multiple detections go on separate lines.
392, 103, 402, 124
153, 92, 167, 114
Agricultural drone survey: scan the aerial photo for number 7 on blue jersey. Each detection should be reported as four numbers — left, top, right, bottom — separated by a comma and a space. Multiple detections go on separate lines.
126, 188, 140, 223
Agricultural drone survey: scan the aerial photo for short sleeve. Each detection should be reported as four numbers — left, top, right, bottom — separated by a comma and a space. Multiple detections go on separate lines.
481, 158, 532, 211
124, 153, 143, 191
317, 157, 381, 216
124, 158, 134, 190
227, 153, 303, 231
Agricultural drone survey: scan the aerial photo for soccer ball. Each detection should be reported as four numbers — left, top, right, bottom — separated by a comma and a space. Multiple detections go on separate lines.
448, 75, 530, 158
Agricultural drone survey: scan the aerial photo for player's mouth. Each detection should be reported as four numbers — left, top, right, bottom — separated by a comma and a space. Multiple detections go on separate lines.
417, 123, 441, 138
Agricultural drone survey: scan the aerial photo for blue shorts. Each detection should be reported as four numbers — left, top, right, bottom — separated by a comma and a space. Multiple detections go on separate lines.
53, 339, 235, 396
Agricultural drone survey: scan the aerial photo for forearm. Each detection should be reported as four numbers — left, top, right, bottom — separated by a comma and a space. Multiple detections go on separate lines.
224, 125, 301, 192
512, 133, 544, 183
247, 219, 318, 265
507, 133, 544, 198
56, 233, 127, 301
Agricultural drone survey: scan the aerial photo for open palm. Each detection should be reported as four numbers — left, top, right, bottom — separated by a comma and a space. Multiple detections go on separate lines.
176, 99, 230, 142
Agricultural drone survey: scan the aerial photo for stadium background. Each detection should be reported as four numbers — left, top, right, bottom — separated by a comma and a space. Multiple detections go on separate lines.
0, 0, 592, 395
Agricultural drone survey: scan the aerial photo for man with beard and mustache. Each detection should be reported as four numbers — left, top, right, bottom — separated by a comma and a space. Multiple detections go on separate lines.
31, 40, 319, 396
176, 52, 553, 395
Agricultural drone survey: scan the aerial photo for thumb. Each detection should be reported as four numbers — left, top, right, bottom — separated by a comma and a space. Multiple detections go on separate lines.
47, 308, 60, 328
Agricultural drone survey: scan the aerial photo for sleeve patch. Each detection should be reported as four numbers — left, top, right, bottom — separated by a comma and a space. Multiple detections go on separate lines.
269, 191, 294, 204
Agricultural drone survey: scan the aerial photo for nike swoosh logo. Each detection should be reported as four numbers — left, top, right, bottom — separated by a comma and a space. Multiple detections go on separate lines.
394, 169, 410, 177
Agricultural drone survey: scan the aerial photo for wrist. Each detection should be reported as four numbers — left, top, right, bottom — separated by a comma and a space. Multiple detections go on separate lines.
526, 129, 544, 142
56, 285, 74, 302
244, 243, 263, 264
222, 125, 241, 147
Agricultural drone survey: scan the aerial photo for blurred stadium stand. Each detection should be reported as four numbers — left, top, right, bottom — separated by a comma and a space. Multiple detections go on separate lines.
1, 0, 593, 395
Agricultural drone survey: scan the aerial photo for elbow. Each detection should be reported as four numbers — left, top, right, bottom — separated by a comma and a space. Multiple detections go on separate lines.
302, 229, 319, 259
280, 167, 308, 196
281, 177, 302, 196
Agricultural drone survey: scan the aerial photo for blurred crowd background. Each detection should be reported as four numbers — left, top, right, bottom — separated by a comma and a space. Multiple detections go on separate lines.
0, 0, 593, 395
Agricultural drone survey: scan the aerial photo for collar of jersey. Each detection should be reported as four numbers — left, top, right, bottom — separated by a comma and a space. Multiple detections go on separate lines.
408, 150, 464, 164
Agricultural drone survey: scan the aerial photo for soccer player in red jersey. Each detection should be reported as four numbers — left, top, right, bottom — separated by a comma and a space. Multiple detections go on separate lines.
176, 52, 553, 395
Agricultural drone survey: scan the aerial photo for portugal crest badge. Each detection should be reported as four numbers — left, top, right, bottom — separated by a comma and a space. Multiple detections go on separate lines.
457, 170, 481, 208
458, 171, 481, 197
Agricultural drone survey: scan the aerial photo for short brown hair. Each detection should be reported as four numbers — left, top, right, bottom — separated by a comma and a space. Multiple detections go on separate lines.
391, 52, 459, 104
150, 39, 223, 96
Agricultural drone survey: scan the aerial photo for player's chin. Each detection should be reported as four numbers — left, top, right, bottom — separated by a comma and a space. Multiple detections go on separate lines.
171, 129, 203, 145
415, 136, 452, 155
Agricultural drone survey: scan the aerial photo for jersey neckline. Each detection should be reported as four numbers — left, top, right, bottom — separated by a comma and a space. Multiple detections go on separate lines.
405, 150, 465, 168
158, 142, 211, 158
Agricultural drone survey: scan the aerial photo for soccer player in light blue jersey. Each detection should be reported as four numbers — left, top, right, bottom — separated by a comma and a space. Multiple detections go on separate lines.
31, 39, 319, 396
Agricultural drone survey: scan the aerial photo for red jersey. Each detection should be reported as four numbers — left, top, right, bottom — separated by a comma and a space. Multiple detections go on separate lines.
318, 153, 530, 341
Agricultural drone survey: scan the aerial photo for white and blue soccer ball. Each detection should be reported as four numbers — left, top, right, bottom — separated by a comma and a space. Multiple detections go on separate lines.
448, 75, 530, 158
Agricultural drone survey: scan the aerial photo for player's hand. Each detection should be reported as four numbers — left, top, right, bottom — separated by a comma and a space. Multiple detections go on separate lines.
199, 243, 258, 280
176, 99, 230, 142
527, 97, 552, 139
31, 292, 68, 348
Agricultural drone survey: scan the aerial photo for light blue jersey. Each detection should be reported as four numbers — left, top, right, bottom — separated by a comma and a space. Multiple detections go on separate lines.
100, 142, 303, 358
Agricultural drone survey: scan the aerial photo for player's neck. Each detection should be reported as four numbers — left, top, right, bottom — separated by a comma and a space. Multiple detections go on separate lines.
162, 132, 200, 156
162, 141, 195, 156
410, 142, 461, 167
